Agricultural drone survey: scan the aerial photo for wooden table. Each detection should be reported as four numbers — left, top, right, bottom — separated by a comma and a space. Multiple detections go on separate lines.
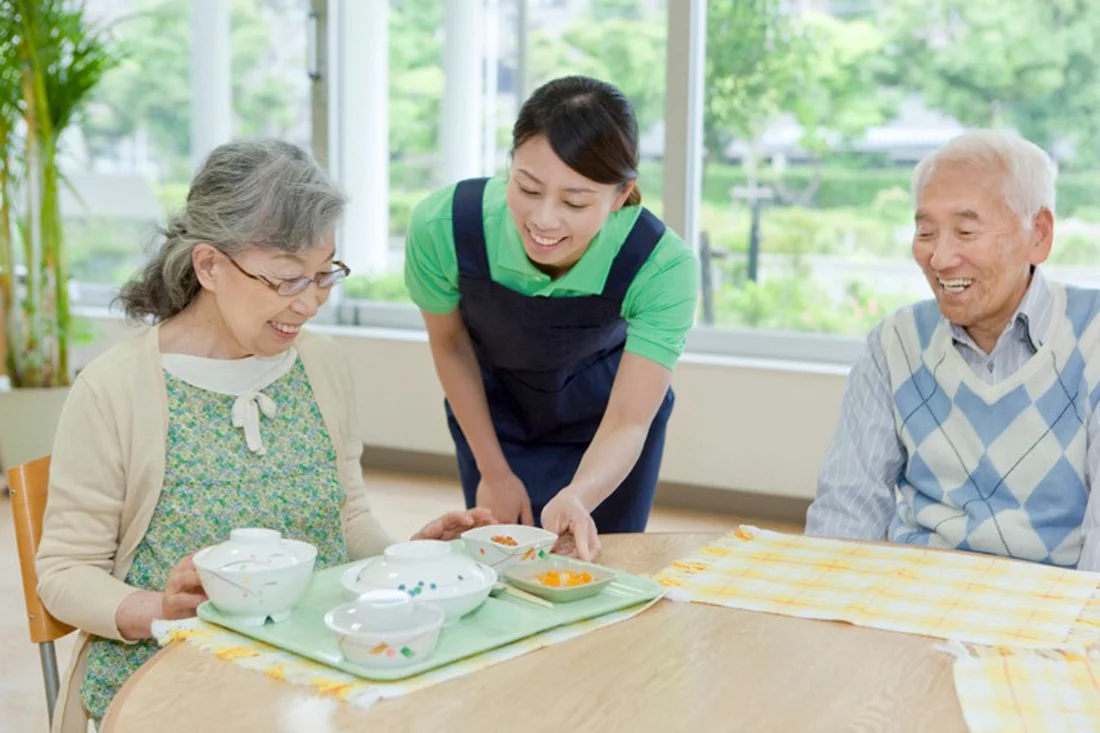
102, 533, 967, 733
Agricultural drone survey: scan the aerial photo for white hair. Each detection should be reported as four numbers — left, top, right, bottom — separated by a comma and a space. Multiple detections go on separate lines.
911, 129, 1057, 228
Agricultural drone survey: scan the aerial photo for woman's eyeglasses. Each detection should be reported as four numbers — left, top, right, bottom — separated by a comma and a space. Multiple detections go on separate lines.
225, 255, 351, 297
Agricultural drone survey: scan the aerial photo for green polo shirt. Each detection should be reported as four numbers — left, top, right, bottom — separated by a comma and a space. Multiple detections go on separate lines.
403, 177, 699, 370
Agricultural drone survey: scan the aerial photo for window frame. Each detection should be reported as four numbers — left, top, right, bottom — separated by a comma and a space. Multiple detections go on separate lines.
69, 0, 872, 369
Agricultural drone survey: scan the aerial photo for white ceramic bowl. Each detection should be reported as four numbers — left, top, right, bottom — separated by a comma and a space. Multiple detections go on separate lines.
325, 589, 445, 668
461, 524, 558, 571
340, 540, 496, 625
193, 528, 317, 626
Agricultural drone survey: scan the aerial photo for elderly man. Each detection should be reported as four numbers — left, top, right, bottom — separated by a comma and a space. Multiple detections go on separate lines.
805, 129, 1100, 570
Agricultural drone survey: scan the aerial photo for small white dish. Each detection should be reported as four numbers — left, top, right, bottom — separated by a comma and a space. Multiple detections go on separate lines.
324, 589, 445, 668
461, 524, 558, 571
505, 556, 616, 603
340, 540, 496, 626
193, 528, 316, 626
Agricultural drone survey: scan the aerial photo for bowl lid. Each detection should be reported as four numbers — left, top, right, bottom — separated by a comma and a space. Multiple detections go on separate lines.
194, 528, 316, 572
343, 540, 495, 599
325, 589, 444, 636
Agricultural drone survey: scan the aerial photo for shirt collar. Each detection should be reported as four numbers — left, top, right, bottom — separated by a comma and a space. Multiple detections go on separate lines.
950, 268, 1053, 354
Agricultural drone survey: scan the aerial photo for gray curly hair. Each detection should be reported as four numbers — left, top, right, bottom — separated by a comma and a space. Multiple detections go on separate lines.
118, 139, 347, 323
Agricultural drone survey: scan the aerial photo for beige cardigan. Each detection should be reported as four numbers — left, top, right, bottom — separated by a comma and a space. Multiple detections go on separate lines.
36, 325, 395, 733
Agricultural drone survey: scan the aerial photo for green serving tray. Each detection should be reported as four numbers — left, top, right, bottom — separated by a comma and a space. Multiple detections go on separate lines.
196, 544, 663, 681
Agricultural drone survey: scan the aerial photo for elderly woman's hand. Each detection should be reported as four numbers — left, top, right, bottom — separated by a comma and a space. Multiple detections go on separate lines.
412, 508, 496, 542
114, 555, 208, 641
161, 555, 208, 620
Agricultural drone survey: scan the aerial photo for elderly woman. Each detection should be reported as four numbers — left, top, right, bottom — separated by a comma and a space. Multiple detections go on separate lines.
36, 139, 493, 733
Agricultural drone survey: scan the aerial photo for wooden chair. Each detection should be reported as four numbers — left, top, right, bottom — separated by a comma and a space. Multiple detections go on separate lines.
9, 456, 74, 726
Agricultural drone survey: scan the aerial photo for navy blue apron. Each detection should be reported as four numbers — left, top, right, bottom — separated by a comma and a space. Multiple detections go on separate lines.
444, 177, 674, 533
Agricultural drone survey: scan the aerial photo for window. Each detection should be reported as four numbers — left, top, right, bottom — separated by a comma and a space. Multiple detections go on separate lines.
73, 0, 1099, 367
71, 0, 313, 305
340, 0, 668, 312
695, 0, 1100, 349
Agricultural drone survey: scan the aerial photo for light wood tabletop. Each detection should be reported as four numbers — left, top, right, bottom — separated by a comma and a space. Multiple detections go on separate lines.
101, 532, 967, 733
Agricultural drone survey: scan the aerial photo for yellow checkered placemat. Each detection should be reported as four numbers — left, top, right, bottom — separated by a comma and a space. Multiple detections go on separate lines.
946, 643, 1100, 733
653, 526, 1100, 647
152, 597, 660, 709
1066, 588, 1100, 650
942, 595, 1100, 733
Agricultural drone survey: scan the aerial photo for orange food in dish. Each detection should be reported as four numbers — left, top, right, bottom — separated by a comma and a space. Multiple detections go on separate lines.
536, 570, 593, 588
491, 535, 519, 547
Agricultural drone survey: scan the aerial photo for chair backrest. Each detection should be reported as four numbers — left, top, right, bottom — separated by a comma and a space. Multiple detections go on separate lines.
8, 456, 74, 643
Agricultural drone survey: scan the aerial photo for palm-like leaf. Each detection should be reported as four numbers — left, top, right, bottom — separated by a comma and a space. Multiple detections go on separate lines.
0, 0, 119, 387
0, 4, 23, 381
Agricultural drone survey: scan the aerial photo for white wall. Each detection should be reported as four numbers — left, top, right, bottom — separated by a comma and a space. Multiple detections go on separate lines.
74, 312, 849, 502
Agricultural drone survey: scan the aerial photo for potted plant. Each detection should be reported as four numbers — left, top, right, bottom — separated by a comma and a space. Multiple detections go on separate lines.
0, 0, 118, 469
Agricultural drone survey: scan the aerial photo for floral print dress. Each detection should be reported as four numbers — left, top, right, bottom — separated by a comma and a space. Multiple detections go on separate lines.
81, 351, 349, 721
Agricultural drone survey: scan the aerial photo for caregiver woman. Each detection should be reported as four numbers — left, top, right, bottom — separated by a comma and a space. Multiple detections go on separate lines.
404, 76, 699, 561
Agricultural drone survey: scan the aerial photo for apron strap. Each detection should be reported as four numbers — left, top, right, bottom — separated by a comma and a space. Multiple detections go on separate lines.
452, 177, 491, 278
600, 208, 666, 301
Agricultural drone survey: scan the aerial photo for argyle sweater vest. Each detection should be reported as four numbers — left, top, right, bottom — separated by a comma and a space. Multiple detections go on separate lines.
882, 283, 1100, 567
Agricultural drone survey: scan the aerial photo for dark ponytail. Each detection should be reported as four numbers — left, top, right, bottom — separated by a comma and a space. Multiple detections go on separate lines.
512, 75, 642, 205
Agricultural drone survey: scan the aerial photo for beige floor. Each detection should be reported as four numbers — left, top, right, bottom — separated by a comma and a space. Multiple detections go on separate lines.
0, 471, 800, 732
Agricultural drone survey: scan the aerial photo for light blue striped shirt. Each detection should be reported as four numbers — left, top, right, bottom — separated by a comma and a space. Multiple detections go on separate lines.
806, 270, 1100, 571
